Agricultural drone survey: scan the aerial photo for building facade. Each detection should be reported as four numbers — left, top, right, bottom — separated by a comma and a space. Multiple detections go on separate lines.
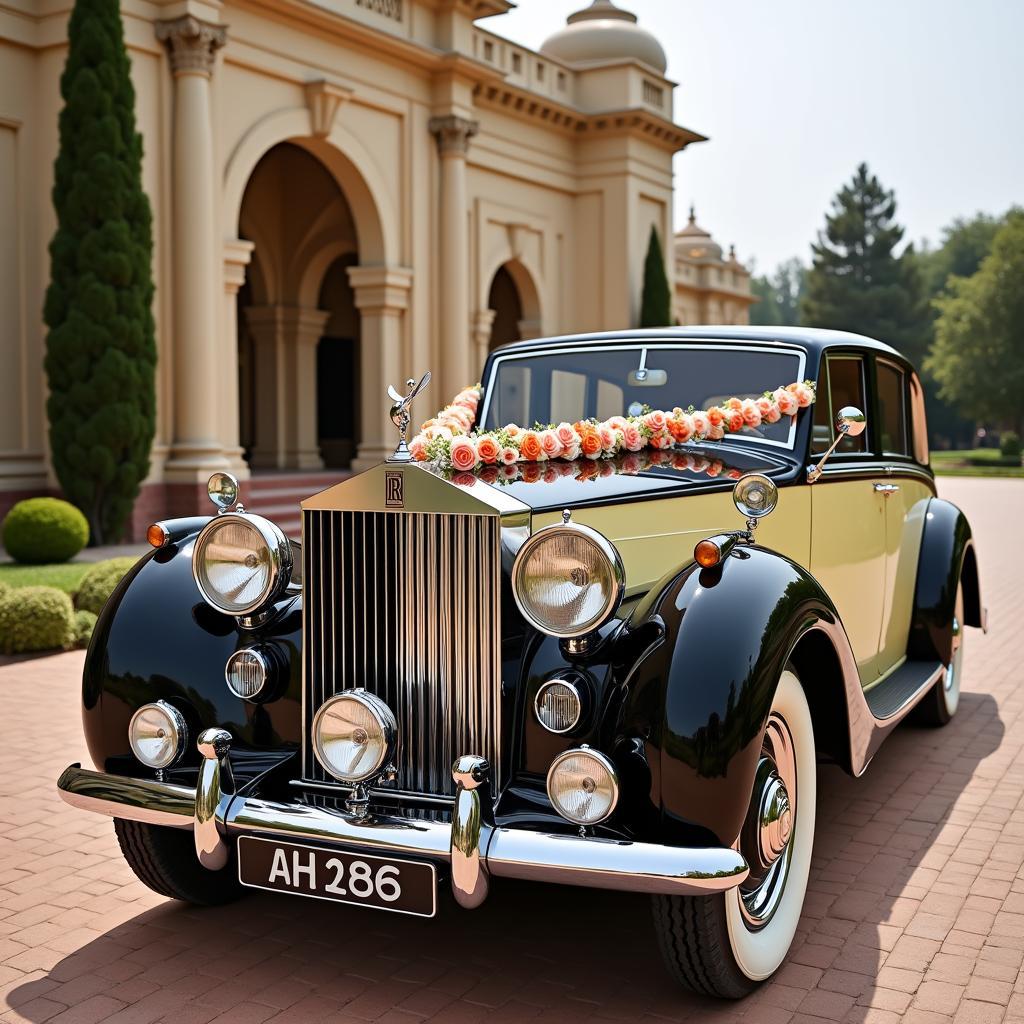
674, 207, 755, 326
0, 0, 750, 535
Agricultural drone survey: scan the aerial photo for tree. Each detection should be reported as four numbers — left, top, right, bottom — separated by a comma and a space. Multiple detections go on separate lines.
43, 0, 156, 545
639, 226, 672, 327
750, 258, 806, 326
802, 163, 926, 364
926, 211, 1024, 434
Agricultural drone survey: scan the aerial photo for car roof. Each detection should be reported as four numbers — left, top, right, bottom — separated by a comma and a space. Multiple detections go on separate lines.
490, 326, 904, 362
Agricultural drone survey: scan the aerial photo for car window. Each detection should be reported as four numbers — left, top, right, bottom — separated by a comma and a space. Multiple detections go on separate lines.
811, 360, 832, 453
826, 356, 867, 453
877, 360, 908, 456
909, 372, 930, 465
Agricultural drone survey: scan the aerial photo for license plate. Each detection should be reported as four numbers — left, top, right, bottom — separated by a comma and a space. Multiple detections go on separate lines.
236, 836, 437, 918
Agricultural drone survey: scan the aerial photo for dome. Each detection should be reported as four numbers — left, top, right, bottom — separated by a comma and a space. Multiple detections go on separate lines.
675, 206, 723, 262
540, 1, 667, 74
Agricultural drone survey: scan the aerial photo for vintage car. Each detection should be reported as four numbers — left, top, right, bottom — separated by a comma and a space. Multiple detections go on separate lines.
58, 327, 984, 998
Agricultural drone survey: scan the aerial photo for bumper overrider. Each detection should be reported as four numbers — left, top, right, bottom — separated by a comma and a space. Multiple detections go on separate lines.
57, 729, 749, 906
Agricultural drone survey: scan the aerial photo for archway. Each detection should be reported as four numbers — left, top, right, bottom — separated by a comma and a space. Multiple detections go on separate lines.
486, 259, 542, 350
236, 142, 360, 469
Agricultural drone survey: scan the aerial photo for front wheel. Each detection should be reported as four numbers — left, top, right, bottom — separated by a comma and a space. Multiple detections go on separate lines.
652, 668, 816, 998
114, 819, 243, 905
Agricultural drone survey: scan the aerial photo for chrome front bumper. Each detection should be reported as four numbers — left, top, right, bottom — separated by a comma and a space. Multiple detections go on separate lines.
57, 731, 749, 905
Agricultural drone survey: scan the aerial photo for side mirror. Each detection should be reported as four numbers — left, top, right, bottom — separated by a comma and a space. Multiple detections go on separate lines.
807, 406, 866, 483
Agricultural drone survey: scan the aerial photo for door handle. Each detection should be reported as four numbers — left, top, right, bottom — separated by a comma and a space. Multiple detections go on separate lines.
873, 483, 900, 495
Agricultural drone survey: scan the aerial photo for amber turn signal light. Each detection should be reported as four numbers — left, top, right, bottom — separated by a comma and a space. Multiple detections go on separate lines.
694, 539, 722, 568
146, 523, 169, 548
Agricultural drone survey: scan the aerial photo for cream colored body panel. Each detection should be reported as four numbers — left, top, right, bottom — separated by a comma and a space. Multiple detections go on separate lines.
877, 478, 932, 671
532, 484, 811, 597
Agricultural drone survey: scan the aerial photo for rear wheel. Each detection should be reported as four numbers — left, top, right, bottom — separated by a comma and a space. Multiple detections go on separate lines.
652, 669, 816, 998
913, 580, 964, 727
114, 819, 243, 905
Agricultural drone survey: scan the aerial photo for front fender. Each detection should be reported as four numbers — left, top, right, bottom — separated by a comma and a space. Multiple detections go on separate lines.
908, 498, 983, 663
619, 545, 850, 848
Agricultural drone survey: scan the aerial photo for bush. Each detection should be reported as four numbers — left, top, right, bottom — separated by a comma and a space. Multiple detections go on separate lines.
1000, 431, 1021, 461
2, 497, 89, 564
75, 556, 137, 615
0, 585, 74, 654
73, 609, 97, 648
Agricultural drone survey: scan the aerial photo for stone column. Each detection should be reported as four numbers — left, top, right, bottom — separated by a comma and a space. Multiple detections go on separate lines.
156, 16, 227, 478
347, 266, 413, 471
222, 239, 254, 473
429, 115, 477, 402
471, 308, 495, 380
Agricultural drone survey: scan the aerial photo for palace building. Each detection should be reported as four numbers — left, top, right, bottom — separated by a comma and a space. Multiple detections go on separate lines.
0, 0, 753, 536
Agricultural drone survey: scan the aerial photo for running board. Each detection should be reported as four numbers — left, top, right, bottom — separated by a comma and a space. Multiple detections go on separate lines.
865, 659, 944, 720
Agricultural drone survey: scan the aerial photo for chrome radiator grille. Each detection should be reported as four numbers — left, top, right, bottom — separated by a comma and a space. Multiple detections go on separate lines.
302, 509, 502, 798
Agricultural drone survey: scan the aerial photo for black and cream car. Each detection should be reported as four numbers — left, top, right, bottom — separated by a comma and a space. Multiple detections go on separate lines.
58, 327, 983, 997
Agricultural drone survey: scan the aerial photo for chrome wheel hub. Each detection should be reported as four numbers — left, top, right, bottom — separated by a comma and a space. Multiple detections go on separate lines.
739, 713, 798, 929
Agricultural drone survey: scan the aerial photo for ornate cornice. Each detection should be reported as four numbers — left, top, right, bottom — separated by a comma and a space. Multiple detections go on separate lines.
429, 115, 479, 157
155, 16, 227, 77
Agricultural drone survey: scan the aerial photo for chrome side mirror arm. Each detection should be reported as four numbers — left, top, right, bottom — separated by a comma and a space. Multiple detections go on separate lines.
807, 406, 866, 484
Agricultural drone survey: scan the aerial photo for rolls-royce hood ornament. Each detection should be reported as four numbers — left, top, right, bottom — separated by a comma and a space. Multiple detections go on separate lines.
387, 371, 431, 462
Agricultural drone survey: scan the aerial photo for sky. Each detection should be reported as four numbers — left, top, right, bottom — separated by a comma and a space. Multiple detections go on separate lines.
486, 0, 1024, 274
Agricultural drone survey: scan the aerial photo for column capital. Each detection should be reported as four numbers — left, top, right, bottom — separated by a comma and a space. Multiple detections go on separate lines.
223, 238, 254, 295
346, 265, 413, 313
156, 16, 226, 77
429, 114, 478, 157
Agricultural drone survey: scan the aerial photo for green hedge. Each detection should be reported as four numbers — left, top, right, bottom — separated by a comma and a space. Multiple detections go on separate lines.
2, 497, 89, 564
73, 608, 97, 648
75, 556, 137, 615
0, 585, 74, 654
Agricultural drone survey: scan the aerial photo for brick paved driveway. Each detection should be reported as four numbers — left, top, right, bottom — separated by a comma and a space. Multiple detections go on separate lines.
1, 477, 1021, 1024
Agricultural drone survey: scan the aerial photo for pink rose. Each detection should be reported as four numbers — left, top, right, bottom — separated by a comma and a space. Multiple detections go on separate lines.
774, 388, 798, 416
792, 382, 814, 408
708, 424, 725, 440
450, 436, 478, 471
622, 423, 644, 452
725, 410, 744, 433
764, 403, 782, 424
540, 430, 562, 459
756, 396, 774, 419
409, 435, 429, 461
500, 446, 519, 465
599, 425, 617, 452
691, 411, 710, 437
644, 410, 667, 432
741, 399, 762, 428
555, 422, 577, 448
605, 416, 628, 430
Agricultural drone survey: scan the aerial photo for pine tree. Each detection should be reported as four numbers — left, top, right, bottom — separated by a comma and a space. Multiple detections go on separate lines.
639, 226, 672, 327
43, 0, 156, 544
802, 163, 925, 363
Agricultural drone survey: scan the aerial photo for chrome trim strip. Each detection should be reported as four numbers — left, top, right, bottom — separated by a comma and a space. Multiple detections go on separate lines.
195, 729, 234, 869
56, 763, 750, 897
481, 342, 807, 451
450, 755, 493, 908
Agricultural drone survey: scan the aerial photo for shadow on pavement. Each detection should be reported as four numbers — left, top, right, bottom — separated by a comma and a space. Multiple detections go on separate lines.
6, 691, 1003, 1023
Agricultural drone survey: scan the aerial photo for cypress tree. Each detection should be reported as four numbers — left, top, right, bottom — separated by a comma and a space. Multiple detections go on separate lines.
802, 163, 925, 363
43, 0, 156, 544
639, 226, 672, 327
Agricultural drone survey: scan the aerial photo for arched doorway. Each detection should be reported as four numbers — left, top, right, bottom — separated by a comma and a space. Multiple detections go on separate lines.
236, 142, 360, 469
486, 259, 542, 351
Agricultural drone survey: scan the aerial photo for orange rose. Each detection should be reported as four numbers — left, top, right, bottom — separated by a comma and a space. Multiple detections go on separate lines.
519, 431, 543, 462
580, 430, 603, 459
476, 435, 500, 464
707, 407, 725, 427
727, 397, 742, 411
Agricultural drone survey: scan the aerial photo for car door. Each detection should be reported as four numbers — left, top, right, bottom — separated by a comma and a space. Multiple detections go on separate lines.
809, 353, 888, 683
875, 362, 934, 673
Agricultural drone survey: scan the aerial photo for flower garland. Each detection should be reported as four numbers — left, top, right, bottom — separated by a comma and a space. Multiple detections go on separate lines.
411, 380, 816, 472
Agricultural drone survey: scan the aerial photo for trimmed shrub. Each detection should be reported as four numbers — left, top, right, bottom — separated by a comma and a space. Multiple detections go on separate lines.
75, 556, 137, 614
639, 226, 672, 328
73, 608, 97, 648
0, 586, 75, 654
2, 497, 89, 564
1000, 431, 1021, 461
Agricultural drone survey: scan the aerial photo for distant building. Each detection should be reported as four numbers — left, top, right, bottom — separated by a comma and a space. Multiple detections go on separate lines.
1, 0, 755, 532
674, 208, 756, 326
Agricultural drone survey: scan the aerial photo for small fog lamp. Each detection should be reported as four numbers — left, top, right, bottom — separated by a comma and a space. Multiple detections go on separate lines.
312, 690, 397, 784
535, 679, 583, 734
225, 646, 275, 701
207, 472, 239, 512
128, 700, 187, 770
546, 746, 619, 826
733, 473, 778, 522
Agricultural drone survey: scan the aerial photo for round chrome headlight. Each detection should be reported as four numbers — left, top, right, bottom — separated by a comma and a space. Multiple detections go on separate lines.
128, 700, 187, 770
511, 522, 624, 638
546, 747, 619, 826
192, 513, 291, 616
312, 690, 397, 784
535, 679, 583, 734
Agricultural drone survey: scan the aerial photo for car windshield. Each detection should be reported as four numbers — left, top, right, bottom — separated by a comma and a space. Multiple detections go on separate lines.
481, 344, 805, 447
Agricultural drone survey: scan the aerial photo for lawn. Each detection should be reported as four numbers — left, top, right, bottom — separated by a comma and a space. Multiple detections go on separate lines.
0, 562, 91, 594
931, 449, 1024, 478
